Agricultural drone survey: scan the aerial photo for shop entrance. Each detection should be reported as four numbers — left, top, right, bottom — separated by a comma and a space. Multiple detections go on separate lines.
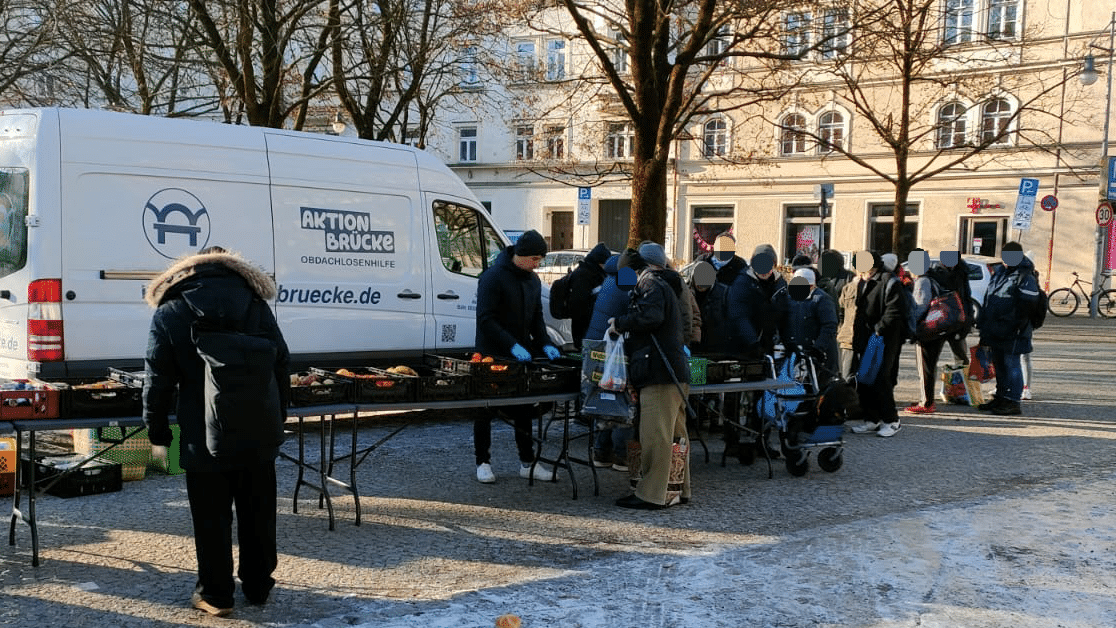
962, 217, 1007, 257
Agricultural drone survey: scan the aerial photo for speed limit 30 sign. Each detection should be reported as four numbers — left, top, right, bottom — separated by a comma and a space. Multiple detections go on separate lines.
1099, 201, 1114, 227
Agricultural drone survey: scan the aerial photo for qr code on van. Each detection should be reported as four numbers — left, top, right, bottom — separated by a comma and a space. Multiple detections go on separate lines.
441, 325, 456, 344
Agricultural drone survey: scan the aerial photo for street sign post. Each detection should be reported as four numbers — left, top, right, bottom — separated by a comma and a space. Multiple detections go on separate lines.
1040, 195, 1058, 211
576, 187, 591, 226
1012, 178, 1040, 231
813, 183, 833, 253
1098, 201, 1113, 227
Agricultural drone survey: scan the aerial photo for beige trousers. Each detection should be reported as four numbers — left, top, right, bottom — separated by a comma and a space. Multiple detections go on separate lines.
635, 383, 691, 505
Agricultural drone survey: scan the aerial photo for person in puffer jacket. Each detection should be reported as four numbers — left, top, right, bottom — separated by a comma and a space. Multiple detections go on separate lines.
976, 241, 1039, 416
584, 253, 635, 470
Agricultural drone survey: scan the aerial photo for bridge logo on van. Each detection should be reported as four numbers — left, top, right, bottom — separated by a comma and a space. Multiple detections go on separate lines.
143, 188, 211, 259
300, 207, 395, 253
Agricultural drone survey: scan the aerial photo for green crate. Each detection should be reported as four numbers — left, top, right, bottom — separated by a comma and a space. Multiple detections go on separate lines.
152, 424, 184, 475
688, 357, 708, 385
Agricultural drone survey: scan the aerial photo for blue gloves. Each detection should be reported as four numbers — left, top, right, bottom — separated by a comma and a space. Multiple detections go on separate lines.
543, 345, 561, 360
510, 343, 532, 362
683, 345, 691, 358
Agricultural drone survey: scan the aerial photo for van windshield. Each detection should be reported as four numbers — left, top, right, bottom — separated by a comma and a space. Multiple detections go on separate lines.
432, 200, 504, 277
0, 168, 29, 279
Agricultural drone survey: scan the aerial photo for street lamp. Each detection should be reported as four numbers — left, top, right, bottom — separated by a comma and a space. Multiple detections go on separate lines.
1081, 11, 1114, 318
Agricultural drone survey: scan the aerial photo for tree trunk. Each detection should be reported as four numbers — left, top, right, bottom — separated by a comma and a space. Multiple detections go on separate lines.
628, 154, 669, 249
891, 183, 911, 259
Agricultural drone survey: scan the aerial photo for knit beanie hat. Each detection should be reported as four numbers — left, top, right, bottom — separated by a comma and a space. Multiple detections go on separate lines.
514, 230, 548, 257
638, 242, 669, 268
585, 242, 611, 265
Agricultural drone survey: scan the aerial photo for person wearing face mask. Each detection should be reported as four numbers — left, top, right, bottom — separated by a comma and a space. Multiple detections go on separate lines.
975, 241, 1039, 416
848, 250, 907, 437
785, 268, 839, 379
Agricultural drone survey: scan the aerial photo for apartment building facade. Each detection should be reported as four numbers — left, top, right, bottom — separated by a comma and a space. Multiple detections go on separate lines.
418, 1, 1114, 289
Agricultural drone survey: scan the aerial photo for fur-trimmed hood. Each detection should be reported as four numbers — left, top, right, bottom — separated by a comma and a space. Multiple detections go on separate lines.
145, 251, 276, 308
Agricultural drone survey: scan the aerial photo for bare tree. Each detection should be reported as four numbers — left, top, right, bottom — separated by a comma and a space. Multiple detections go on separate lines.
504, 0, 811, 247
0, 1, 71, 106
769, 0, 1087, 257
187, 0, 333, 128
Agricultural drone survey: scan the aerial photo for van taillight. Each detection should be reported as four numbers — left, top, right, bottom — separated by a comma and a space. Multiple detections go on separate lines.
28, 279, 63, 361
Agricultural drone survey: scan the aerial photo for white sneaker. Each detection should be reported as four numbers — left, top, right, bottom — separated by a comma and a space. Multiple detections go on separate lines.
877, 422, 902, 438
1021, 386, 1032, 400
520, 463, 557, 481
850, 421, 881, 434
476, 463, 496, 484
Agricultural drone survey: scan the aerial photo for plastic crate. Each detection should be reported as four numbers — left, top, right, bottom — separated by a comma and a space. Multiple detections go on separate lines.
288, 371, 352, 407
64, 378, 143, 418
688, 357, 708, 386
313, 367, 416, 403
525, 361, 579, 394
0, 380, 61, 419
72, 427, 151, 481
0, 436, 15, 497
426, 354, 524, 398
21, 455, 123, 498
413, 366, 471, 402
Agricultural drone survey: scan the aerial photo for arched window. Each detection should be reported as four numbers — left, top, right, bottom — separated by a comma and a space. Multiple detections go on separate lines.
703, 118, 728, 157
780, 113, 807, 156
817, 111, 844, 153
980, 98, 1013, 145
936, 102, 968, 148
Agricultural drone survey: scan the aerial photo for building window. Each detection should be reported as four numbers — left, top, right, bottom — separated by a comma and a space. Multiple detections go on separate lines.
817, 111, 844, 153
819, 8, 849, 59
936, 102, 968, 148
692, 206, 734, 259
705, 25, 731, 60
610, 30, 629, 74
544, 125, 565, 159
703, 118, 728, 157
986, 0, 1018, 40
546, 39, 566, 81
459, 46, 480, 88
785, 205, 831, 263
606, 122, 633, 159
783, 11, 812, 57
869, 203, 919, 253
514, 40, 536, 80
779, 113, 807, 156
458, 127, 477, 162
515, 125, 534, 160
980, 98, 1013, 145
943, 0, 974, 45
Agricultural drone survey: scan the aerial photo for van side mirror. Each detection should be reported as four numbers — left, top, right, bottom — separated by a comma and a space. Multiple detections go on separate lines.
0, 290, 9, 300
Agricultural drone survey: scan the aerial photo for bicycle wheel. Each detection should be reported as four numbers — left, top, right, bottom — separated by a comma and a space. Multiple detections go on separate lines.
1046, 288, 1077, 317
1098, 290, 1116, 319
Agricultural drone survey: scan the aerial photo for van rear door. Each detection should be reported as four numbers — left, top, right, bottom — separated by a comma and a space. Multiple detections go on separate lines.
267, 134, 428, 364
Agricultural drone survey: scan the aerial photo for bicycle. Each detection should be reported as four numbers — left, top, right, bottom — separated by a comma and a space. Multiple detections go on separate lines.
1047, 271, 1116, 318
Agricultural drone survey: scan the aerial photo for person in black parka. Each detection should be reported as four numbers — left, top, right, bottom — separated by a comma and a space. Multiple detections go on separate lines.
565, 242, 612, 346
474, 230, 561, 484
143, 247, 290, 616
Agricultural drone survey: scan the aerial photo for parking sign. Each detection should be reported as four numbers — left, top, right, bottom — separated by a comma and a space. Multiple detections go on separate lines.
1012, 178, 1040, 231
577, 187, 591, 225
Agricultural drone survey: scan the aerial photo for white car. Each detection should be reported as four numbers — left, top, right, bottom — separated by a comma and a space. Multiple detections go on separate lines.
902, 254, 1000, 316
536, 249, 593, 285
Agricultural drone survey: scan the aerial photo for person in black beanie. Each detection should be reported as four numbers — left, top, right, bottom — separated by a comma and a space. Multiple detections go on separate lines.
561, 242, 611, 346
473, 229, 561, 484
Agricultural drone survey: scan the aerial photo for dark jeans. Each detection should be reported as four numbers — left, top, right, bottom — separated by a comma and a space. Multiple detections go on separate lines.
991, 348, 1024, 403
474, 404, 538, 466
185, 461, 278, 608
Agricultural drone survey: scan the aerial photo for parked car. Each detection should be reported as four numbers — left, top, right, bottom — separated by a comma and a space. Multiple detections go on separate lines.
536, 249, 593, 285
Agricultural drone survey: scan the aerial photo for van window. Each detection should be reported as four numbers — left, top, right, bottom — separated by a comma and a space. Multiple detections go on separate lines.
432, 200, 505, 277
0, 168, 29, 279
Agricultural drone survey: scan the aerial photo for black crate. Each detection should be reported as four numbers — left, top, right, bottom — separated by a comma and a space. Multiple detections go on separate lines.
21, 456, 123, 498
289, 371, 352, 407
700, 355, 770, 382
525, 361, 579, 394
413, 366, 471, 402
64, 379, 143, 418
425, 353, 524, 397
313, 367, 416, 403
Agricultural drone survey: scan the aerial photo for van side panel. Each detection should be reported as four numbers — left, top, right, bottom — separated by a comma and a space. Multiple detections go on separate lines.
56, 110, 272, 378
266, 134, 428, 363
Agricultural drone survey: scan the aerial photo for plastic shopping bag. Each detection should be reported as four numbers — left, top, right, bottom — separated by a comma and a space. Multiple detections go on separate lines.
939, 365, 970, 405
968, 346, 996, 383
856, 334, 885, 386
599, 334, 628, 391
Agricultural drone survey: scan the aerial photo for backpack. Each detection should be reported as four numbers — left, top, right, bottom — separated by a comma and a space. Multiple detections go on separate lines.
192, 299, 285, 461
548, 271, 573, 319
885, 276, 919, 341
1029, 286, 1048, 330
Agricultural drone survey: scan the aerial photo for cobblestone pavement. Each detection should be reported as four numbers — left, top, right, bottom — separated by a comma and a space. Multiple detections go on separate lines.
1, 316, 1114, 627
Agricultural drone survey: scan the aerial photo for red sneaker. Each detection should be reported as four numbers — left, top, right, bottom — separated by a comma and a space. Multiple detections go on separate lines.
904, 403, 936, 414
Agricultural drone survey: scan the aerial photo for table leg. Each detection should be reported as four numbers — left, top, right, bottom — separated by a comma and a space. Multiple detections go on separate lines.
291, 417, 305, 513
320, 414, 335, 531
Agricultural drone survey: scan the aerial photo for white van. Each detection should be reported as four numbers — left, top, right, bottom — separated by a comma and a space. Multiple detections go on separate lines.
0, 107, 536, 380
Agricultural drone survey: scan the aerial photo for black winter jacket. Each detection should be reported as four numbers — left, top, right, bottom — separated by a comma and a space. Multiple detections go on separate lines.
566, 258, 607, 345
475, 246, 550, 358
978, 257, 1039, 354
614, 268, 689, 388
729, 268, 790, 357
143, 252, 291, 472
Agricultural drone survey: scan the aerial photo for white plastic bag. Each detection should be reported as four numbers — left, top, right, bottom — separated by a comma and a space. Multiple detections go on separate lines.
598, 334, 628, 391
